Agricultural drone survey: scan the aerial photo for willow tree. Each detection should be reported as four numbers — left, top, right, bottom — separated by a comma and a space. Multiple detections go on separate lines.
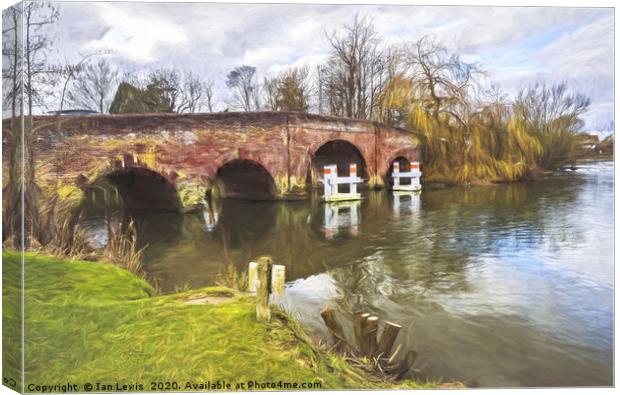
513, 83, 590, 170
380, 36, 543, 184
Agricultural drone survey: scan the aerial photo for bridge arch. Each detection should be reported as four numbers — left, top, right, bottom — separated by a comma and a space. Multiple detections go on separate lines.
382, 148, 420, 187
215, 159, 278, 200
86, 166, 181, 213
308, 139, 369, 189
385, 156, 412, 188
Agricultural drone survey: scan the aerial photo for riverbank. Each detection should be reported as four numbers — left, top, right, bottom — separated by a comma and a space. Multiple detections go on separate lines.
2, 251, 434, 391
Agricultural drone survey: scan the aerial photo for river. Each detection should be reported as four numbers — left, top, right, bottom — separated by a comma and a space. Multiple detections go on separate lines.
92, 160, 614, 387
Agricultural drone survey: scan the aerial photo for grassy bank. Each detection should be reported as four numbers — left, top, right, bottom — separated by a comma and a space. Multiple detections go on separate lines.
2, 251, 431, 391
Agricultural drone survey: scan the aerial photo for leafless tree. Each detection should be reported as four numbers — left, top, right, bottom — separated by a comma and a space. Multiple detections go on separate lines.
65, 58, 118, 113
148, 68, 182, 112
23, 1, 60, 115
315, 65, 325, 115
226, 65, 260, 111
263, 76, 280, 111
2, 2, 63, 245
204, 78, 215, 112
323, 15, 387, 120
177, 71, 214, 113
402, 35, 482, 127
2, 5, 22, 121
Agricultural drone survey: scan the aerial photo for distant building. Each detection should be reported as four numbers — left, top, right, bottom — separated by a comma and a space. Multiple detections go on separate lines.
576, 132, 600, 151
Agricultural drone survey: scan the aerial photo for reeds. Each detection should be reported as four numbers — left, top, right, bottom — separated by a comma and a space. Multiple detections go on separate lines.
104, 220, 146, 274
215, 263, 249, 291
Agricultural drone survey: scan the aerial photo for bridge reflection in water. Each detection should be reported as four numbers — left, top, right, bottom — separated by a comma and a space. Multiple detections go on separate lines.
322, 200, 361, 239
80, 161, 613, 388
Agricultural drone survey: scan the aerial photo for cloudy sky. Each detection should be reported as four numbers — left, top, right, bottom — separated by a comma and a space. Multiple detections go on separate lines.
46, 2, 614, 132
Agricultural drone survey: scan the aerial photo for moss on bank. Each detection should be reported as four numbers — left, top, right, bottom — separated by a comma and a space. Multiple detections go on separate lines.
2, 251, 431, 391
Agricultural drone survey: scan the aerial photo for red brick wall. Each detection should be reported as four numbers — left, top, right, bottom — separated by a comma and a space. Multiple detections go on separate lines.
26, 112, 420, 198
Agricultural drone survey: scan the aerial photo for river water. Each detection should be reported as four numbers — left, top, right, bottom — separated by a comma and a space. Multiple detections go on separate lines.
111, 160, 612, 387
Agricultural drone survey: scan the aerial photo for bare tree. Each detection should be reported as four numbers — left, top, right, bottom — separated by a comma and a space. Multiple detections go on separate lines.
177, 71, 213, 113
2, 4, 23, 243
2, 5, 22, 121
513, 82, 590, 169
204, 78, 215, 112
66, 58, 118, 113
226, 65, 260, 111
262, 76, 280, 111
23, 1, 60, 115
315, 65, 325, 115
402, 35, 481, 127
2, 2, 63, 246
147, 68, 182, 112
323, 15, 387, 120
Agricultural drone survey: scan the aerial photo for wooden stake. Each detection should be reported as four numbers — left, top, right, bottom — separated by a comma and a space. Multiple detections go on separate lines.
354, 312, 370, 354
376, 321, 402, 358
271, 265, 286, 296
320, 307, 347, 349
255, 256, 273, 322
248, 261, 258, 293
364, 316, 380, 356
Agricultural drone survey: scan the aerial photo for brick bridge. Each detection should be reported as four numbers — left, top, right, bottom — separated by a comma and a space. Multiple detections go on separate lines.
31, 112, 421, 211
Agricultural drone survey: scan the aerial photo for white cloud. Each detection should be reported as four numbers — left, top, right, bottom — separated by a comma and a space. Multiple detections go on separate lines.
82, 3, 189, 63
44, 3, 613, 129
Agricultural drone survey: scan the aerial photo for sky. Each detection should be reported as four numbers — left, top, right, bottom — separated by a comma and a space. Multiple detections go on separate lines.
44, 1, 614, 132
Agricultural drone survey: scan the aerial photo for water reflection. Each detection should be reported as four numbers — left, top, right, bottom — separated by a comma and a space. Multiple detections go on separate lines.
90, 160, 613, 387
391, 191, 421, 218
322, 201, 361, 239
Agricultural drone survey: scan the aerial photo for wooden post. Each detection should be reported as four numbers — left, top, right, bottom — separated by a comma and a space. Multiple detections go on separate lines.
255, 256, 273, 322
376, 321, 402, 358
364, 316, 379, 356
349, 163, 357, 194
354, 312, 370, 353
320, 307, 347, 349
248, 261, 258, 293
393, 162, 400, 188
271, 264, 286, 296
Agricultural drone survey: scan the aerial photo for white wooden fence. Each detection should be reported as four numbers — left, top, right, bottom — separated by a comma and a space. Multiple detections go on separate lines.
322, 163, 363, 202
392, 162, 422, 191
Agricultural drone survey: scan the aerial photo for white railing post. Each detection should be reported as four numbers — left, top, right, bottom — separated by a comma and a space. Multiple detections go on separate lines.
323, 165, 332, 198
329, 165, 338, 197
322, 163, 362, 202
410, 162, 421, 190
349, 163, 357, 194
391, 161, 422, 192
393, 162, 401, 188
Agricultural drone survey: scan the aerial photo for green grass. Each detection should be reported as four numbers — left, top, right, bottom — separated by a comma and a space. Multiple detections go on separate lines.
3, 251, 431, 392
